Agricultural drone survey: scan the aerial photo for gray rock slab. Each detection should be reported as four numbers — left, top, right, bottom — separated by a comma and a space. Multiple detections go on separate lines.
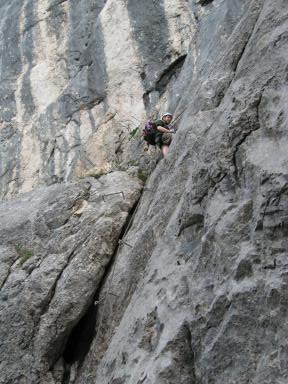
0, 171, 142, 384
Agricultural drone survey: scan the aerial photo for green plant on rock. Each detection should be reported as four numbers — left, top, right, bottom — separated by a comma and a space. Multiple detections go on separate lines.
129, 126, 140, 140
137, 169, 148, 183
15, 244, 33, 265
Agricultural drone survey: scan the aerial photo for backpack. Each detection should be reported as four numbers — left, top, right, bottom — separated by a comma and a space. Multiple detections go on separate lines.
142, 121, 157, 145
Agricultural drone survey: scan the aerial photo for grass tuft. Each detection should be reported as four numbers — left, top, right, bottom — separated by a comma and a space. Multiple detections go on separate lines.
137, 169, 148, 183
15, 245, 33, 265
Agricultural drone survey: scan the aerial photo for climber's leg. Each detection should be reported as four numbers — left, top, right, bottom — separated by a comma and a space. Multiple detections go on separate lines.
161, 133, 172, 157
162, 145, 169, 157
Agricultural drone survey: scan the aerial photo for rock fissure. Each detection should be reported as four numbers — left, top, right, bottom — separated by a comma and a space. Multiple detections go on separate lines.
46, 0, 69, 13
232, 1, 265, 75
196, 172, 228, 206
155, 54, 187, 95
0, 259, 16, 291
196, 0, 214, 6
57, 192, 143, 382
212, 1, 266, 112
143, 54, 187, 110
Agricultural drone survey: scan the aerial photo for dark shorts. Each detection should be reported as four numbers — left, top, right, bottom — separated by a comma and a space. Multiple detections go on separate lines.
155, 132, 172, 148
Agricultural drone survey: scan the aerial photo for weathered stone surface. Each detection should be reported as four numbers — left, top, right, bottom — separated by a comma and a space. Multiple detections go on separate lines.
74, 1, 288, 384
0, 171, 142, 383
1, 0, 288, 384
0, 0, 191, 198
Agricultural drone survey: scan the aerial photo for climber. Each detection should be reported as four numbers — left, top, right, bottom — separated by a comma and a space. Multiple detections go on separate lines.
143, 112, 175, 157
154, 112, 174, 157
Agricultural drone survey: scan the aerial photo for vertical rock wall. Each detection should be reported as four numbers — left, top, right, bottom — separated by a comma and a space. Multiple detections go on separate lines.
1, 1, 288, 384
0, 0, 191, 198
75, 1, 288, 383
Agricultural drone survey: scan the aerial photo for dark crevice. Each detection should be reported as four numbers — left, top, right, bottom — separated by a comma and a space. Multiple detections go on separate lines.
230, 22, 258, 82
143, 55, 187, 110
155, 55, 187, 95
62, 296, 97, 365
143, 91, 151, 111
196, 172, 228, 206
177, 214, 204, 237
185, 324, 196, 383
230, 1, 265, 77
213, 2, 265, 111
197, 0, 214, 6
0, 260, 16, 291
61, 193, 143, 372
47, 0, 68, 12
47, 139, 56, 166
62, 366, 71, 384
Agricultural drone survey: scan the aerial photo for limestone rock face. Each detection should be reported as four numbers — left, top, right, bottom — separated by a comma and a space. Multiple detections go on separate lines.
0, 0, 191, 198
1, 0, 288, 384
75, 1, 288, 383
0, 172, 142, 383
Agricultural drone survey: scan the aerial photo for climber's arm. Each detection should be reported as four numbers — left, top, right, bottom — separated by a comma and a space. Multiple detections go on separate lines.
156, 126, 171, 133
